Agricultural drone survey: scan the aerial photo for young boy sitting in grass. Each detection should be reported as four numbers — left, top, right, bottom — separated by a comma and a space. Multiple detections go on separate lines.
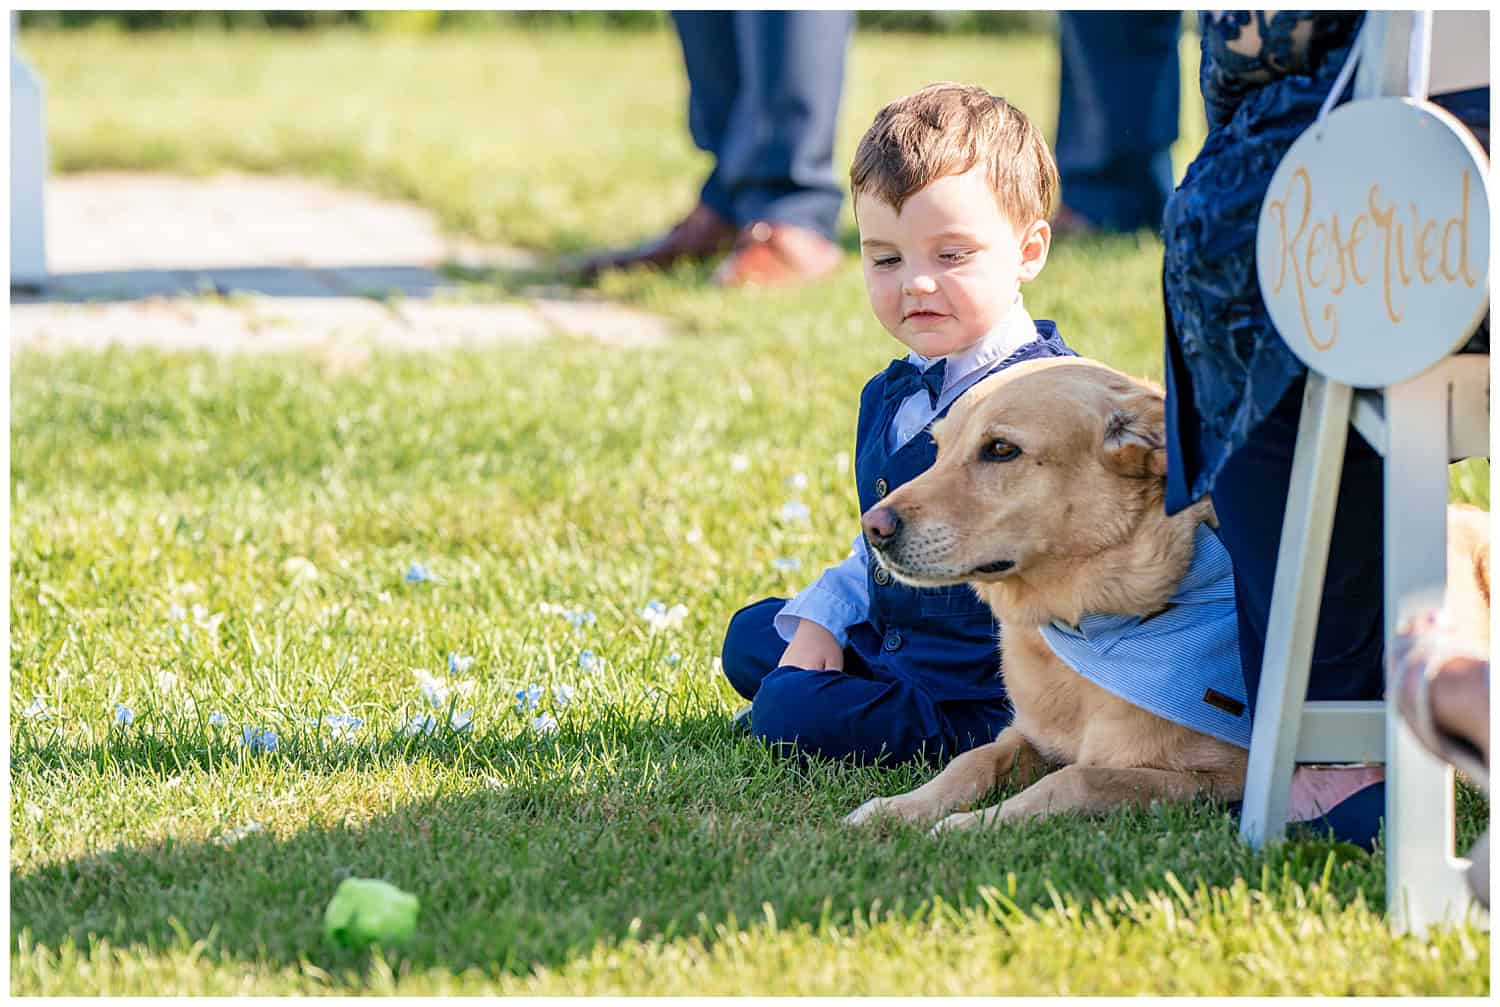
720, 82, 1076, 764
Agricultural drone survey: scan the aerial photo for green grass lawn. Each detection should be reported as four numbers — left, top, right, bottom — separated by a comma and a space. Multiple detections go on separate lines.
10, 25, 1490, 995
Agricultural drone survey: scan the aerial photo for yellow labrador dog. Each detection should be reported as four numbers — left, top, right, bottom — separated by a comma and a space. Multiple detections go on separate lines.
844, 357, 1246, 833
844, 356, 1489, 835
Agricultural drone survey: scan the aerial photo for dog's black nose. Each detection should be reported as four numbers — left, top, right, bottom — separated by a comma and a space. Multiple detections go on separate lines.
861, 506, 901, 548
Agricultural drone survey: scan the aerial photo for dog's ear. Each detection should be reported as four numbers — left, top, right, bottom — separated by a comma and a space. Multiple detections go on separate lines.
1101, 392, 1167, 479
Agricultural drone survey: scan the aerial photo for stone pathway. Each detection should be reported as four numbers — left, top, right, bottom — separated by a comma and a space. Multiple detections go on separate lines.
10, 172, 671, 356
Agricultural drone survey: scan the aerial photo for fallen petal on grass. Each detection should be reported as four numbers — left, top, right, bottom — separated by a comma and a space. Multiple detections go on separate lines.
240, 726, 278, 753
515, 685, 544, 712
405, 712, 437, 737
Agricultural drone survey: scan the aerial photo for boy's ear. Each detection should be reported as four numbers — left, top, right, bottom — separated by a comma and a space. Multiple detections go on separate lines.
1017, 219, 1050, 282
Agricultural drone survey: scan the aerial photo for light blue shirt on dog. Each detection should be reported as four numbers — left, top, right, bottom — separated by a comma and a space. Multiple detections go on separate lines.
1039, 523, 1252, 749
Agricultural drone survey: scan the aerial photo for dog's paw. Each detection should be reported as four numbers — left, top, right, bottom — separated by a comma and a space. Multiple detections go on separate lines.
929, 810, 987, 836
843, 796, 897, 827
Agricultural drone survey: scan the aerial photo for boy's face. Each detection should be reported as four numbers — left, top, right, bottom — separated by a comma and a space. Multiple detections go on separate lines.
856, 167, 1049, 359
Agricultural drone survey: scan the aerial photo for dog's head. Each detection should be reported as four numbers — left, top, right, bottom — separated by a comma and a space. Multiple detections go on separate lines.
863, 358, 1189, 607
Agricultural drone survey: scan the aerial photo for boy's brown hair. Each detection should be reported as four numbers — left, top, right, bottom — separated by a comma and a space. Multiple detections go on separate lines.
850, 82, 1059, 228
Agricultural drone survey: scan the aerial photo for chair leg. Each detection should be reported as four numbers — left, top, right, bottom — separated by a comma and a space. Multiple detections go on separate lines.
10, 19, 48, 287
1241, 373, 1354, 847
1382, 367, 1475, 935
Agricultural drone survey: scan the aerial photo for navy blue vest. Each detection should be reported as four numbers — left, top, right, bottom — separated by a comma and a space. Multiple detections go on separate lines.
848, 321, 1076, 703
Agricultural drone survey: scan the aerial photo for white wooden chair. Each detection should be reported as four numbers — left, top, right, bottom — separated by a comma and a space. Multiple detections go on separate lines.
1239, 11, 1490, 935
10, 12, 47, 288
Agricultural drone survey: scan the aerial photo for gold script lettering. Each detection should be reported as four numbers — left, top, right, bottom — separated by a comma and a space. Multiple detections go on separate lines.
1367, 185, 1405, 324
1345, 214, 1369, 287
1307, 222, 1329, 289
1440, 169, 1478, 288
1415, 208, 1440, 283
1265, 167, 1321, 347
1270, 163, 1479, 348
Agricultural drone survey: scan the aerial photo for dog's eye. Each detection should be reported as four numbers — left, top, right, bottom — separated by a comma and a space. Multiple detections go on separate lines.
983, 439, 1022, 462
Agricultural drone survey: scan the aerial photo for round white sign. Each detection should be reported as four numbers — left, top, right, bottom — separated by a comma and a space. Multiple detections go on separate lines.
1256, 97, 1489, 388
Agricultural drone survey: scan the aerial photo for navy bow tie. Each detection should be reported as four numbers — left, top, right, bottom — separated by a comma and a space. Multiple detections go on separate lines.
882, 357, 947, 408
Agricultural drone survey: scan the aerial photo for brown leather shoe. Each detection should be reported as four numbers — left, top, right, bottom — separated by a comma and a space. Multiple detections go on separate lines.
712, 220, 843, 288
575, 202, 737, 281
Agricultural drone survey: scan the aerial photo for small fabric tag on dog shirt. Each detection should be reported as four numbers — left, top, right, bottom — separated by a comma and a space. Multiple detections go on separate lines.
1202, 688, 1246, 717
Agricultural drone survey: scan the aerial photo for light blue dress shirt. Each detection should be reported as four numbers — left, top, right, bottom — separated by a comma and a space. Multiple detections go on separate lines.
1038, 523, 1251, 748
775, 298, 1040, 645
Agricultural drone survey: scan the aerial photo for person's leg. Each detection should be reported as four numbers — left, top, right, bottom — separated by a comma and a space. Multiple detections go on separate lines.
1213, 375, 1388, 847
1213, 376, 1387, 716
719, 596, 792, 701
749, 665, 948, 765
574, 14, 740, 279
715, 10, 851, 239
939, 697, 1015, 759
1055, 12, 1180, 232
672, 11, 740, 221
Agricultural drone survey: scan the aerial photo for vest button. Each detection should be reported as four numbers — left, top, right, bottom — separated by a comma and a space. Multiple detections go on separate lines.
874, 477, 889, 498
882, 630, 902, 652
873, 566, 892, 586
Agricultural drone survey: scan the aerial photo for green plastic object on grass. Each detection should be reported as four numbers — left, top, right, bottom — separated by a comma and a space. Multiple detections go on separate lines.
323, 878, 420, 948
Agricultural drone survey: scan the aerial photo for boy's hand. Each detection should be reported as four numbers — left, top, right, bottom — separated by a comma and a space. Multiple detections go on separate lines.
779, 620, 844, 671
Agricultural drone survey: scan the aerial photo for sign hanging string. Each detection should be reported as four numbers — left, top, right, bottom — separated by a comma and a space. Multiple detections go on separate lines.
1317, 12, 1433, 126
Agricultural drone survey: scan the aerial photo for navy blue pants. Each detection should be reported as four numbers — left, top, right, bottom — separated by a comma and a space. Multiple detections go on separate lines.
720, 597, 1011, 765
672, 11, 851, 239
1213, 376, 1386, 718
1213, 376, 1387, 848
1055, 12, 1180, 232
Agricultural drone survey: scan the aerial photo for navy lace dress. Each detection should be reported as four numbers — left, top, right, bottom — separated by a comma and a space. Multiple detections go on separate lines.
1162, 12, 1489, 514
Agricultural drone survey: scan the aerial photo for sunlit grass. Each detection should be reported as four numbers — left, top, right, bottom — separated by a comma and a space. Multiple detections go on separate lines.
11, 24, 1488, 995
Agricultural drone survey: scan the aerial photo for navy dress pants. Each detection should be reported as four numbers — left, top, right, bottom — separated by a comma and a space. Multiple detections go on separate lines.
1212, 375, 1387, 718
1213, 376, 1388, 848
720, 597, 1011, 766
1055, 12, 1180, 232
671, 11, 852, 240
